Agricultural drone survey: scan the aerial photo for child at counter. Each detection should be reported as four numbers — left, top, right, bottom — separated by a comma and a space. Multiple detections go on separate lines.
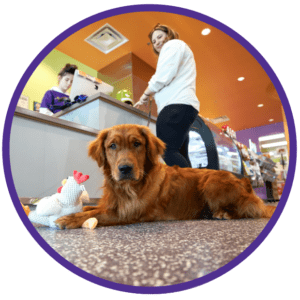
39, 64, 78, 116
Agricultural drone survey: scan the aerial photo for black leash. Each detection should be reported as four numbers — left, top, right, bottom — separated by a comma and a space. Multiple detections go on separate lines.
147, 97, 153, 127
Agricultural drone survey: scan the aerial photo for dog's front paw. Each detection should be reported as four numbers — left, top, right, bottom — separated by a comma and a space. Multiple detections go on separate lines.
55, 214, 82, 229
213, 211, 232, 220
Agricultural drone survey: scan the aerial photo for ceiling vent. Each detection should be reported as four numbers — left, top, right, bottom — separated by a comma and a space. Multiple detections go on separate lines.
210, 115, 230, 124
85, 23, 128, 54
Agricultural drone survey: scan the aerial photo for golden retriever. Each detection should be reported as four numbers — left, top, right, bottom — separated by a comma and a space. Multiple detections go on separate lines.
55, 124, 276, 229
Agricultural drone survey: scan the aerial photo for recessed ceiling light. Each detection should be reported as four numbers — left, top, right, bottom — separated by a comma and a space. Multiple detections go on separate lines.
258, 104, 264, 107
237, 77, 245, 81
269, 119, 274, 122
201, 28, 211, 35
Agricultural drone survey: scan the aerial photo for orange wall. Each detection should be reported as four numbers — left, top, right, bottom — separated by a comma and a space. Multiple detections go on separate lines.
132, 54, 157, 117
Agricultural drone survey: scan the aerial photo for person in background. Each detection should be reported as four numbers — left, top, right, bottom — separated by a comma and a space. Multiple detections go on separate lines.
134, 24, 200, 168
40, 64, 78, 116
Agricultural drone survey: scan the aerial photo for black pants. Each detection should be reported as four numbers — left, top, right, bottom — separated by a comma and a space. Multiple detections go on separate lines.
156, 104, 198, 168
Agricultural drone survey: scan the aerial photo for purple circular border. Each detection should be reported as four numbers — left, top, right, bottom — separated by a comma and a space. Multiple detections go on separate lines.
2, 4, 297, 294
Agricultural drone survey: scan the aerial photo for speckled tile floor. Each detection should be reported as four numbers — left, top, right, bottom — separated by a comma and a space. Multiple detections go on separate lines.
31, 202, 277, 287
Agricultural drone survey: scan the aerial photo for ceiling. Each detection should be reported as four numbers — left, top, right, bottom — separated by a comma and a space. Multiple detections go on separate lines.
56, 11, 283, 132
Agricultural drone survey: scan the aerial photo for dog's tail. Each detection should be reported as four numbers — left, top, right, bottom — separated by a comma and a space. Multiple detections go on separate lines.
242, 177, 276, 218
262, 204, 276, 218
237, 192, 276, 219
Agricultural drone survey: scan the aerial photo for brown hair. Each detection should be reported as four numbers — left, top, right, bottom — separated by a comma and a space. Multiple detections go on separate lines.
148, 23, 180, 55
58, 64, 78, 77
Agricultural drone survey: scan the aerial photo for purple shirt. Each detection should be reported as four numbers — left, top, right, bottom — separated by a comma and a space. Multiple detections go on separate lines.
40, 90, 70, 114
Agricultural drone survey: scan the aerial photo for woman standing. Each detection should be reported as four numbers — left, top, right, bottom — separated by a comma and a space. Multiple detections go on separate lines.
40, 64, 78, 116
134, 24, 199, 168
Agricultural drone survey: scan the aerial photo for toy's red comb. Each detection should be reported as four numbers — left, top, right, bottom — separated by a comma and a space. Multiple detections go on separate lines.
73, 170, 89, 184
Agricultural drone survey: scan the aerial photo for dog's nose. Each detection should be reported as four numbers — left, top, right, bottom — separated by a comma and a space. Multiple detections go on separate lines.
118, 165, 133, 175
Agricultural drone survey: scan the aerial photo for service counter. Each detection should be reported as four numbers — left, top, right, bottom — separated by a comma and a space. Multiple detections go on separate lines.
54, 92, 156, 132
10, 93, 243, 202
10, 93, 156, 200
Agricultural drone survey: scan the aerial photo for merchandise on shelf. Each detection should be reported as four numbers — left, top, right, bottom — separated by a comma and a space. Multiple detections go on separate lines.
256, 154, 277, 182
221, 124, 237, 140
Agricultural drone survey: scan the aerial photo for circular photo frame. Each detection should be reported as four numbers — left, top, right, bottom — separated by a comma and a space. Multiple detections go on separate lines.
2, 4, 297, 294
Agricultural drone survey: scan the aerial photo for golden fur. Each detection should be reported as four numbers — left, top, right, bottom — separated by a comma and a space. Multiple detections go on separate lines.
55, 124, 275, 229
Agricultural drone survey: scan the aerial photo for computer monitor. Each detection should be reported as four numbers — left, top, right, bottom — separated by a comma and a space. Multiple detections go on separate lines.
69, 70, 114, 101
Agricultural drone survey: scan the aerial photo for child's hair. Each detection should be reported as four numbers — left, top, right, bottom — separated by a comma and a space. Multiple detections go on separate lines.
58, 64, 78, 77
148, 23, 180, 55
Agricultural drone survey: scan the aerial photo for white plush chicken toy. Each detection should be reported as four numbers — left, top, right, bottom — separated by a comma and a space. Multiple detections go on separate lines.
28, 170, 89, 228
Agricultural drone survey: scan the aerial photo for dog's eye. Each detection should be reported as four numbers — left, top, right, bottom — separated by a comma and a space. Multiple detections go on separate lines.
109, 143, 117, 150
134, 141, 141, 148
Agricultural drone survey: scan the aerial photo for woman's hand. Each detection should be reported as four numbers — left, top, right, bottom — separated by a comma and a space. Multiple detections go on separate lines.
134, 93, 150, 108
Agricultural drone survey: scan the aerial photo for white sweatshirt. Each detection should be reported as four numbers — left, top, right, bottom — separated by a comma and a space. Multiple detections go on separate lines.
148, 39, 200, 115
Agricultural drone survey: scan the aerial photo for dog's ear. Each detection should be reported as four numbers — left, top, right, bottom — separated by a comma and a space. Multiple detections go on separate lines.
88, 128, 109, 167
140, 126, 166, 164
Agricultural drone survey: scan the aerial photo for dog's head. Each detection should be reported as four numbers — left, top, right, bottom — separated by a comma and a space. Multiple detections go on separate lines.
88, 124, 165, 182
